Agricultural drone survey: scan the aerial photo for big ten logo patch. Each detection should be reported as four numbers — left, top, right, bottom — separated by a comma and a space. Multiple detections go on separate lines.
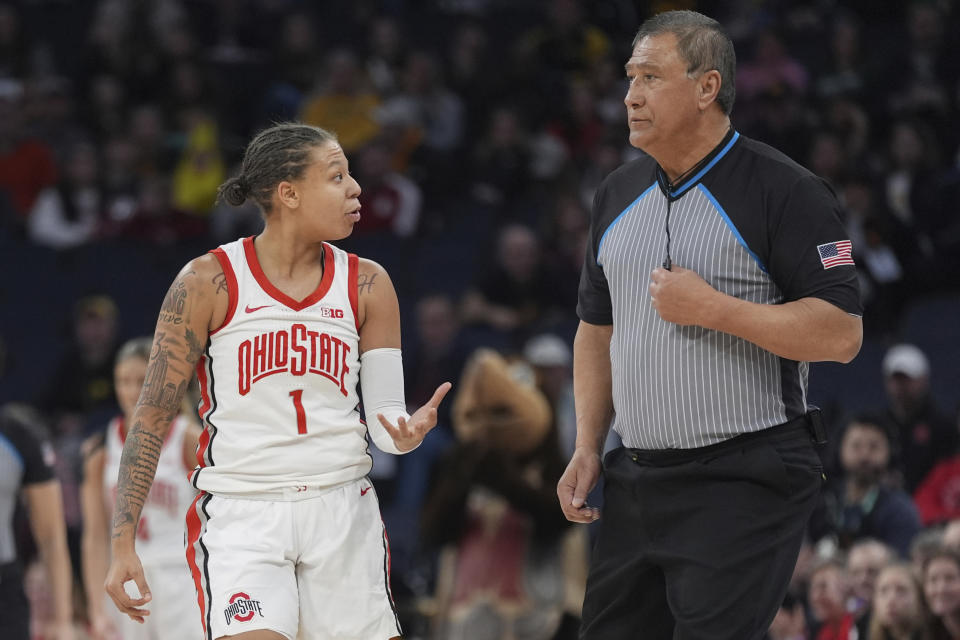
224, 592, 264, 625
319, 306, 344, 319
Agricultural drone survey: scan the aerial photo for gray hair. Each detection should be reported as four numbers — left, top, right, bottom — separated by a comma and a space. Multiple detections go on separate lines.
633, 10, 736, 115
116, 336, 153, 364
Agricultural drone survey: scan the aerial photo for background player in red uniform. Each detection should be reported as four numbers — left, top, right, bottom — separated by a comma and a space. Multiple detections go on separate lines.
81, 337, 200, 640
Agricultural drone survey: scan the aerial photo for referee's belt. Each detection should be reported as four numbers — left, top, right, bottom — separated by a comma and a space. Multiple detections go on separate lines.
626, 408, 826, 466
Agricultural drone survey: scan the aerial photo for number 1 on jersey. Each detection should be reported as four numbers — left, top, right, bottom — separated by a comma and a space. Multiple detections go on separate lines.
289, 389, 307, 434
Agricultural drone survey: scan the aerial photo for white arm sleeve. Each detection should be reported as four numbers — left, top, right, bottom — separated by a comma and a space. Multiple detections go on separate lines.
360, 348, 414, 455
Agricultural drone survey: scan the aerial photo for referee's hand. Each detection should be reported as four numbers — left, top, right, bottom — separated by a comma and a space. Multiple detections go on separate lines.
557, 447, 602, 523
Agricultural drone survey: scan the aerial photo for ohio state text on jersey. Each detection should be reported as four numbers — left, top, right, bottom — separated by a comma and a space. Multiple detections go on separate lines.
192, 237, 369, 497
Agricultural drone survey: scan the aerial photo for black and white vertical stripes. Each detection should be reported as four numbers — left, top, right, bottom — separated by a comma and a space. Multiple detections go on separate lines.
599, 184, 800, 449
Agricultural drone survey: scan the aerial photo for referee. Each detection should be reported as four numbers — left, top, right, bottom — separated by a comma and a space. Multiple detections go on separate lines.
0, 405, 75, 640
557, 10, 862, 640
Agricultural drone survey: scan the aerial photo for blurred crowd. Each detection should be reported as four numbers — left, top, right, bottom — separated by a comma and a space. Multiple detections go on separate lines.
0, 0, 959, 638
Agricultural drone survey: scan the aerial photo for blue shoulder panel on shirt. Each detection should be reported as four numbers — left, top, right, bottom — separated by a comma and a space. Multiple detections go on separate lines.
670, 131, 741, 198
597, 182, 657, 266
697, 184, 768, 273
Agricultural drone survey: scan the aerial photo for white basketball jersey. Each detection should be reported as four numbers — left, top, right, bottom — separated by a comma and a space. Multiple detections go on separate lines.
104, 415, 196, 565
191, 237, 370, 498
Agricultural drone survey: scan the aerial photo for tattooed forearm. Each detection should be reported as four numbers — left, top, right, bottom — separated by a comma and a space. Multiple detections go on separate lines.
358, 272, 378, 295
158, 272, 193, 325
111, 423, 164, 539
213, 273, 228, 295
138, 333, 190, 418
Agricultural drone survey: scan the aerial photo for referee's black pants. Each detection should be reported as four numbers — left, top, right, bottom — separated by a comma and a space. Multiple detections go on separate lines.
580, 418, 823, 640
0, 561, 29, 640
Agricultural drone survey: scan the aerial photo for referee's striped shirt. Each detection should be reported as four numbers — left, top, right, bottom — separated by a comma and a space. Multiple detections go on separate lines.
577, 129, 861, 450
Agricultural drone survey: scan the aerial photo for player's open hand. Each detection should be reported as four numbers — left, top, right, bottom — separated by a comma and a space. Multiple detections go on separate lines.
104, 548, 152, 623
649, 265, 719, 326
377, 382, 452, 452
557, 446, 602, 523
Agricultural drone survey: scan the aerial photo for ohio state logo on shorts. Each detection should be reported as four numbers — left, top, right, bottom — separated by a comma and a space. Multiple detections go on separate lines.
224, 592, 264, 625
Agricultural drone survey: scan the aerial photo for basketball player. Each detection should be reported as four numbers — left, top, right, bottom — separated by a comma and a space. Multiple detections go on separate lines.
104, 123, 451, 640
81, 337, 200, 640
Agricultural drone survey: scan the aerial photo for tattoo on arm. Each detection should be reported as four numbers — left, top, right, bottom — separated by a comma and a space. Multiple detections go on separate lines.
213, 273, 227, 295
358, 272, 378, 295
111, 423, 164, 538
138, 333, 188, 420
158, 273, 192, 325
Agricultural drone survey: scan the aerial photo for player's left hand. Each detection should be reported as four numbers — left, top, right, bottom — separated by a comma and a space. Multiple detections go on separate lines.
649, 265, 719, 326
377, 382, 452, 452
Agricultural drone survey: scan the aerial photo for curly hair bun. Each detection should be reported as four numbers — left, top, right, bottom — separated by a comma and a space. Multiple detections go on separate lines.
220, 176, 250, 206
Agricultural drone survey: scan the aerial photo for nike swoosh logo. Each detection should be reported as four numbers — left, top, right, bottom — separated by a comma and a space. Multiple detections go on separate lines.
360, 486, 372, 496
245, 304, 272, 313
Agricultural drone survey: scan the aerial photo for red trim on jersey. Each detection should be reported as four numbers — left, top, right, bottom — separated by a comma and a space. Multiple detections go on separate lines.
242, 236, 336, 311
195, 356, 212, 468
209, 248, 238, 335
185, 493, 207, 638
348, 253, 360, 332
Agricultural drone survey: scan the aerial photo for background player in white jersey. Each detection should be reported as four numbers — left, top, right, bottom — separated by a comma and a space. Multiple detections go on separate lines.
80, 337, 200, 640
103, 123, 451, 640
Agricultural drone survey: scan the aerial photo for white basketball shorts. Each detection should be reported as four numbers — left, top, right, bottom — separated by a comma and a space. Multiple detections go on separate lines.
111, 560, 200, 640
185, 477, 401, 640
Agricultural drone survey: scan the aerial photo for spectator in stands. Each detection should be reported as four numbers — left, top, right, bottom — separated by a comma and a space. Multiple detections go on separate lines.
27, 141, 101, 250
737, 30, 809, 101
924, 547, 960, 639
886, 3, 955, 124
404, 293, 466, 427
40, 295, 119, 431
814, 11, 875, 103
0, 3, 28, 78
881, 344, 956, 493
127, 104, 171, 178
524, 333, 576, 458
421, 349, 583, 640
377, 50, 464, 157
514, 0, 611, 82
445, 20, 494, 141
841, 171, 918, 337
848, 539, 897, 635
170, 113, 225, 216
867, 562, 930, 640
364, 17, 405, 96
461, 223, 566, 346
470, 106, 531, 208
299, 49, 381, 153
767, 591, 808, 640
809, 415, 921, 557
353, 138, 422, 239
882, 120, 945, 280
378, 293, 466, 584
0, 79, 57, 226
912, 528, 947, 577
915, 451, 960, 526
944, 522, 960, 551
809, 558, 857, 640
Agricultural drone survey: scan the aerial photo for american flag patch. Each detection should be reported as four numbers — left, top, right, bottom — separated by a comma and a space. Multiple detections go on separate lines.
817, 240, 854, 269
